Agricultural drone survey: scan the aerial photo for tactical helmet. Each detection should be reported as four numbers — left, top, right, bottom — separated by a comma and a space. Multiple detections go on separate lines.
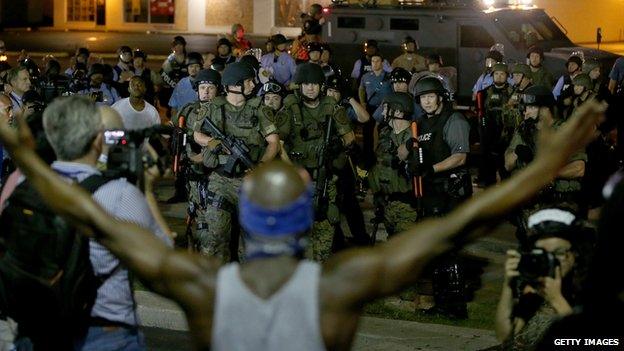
383, 92, 414, 117
492, 62, 508, 74
512, 63, 532, 77
187, 52, 204, 66
193, 69, 221, 90
572, 73, 593, 90
76, 47, 90, 58
486, 50, 504, 63
294, 63, 325, 85
522, 85, 555, 107
118, 46, 132, 55
133, 49, 147, 60
402, 36, 418, 51
172, 36, 186, 47
414, 76, 448, 99
87, 63, 105, 77
326, 74, 347, 92
567, 52, 584, 69
217, 38, 233, 48
260, 79, 286, 97
526, 45, 544, 59
390, 67, 412, 84
310, 3, 323, 16
306, 41, 324, 54
239, 54, 260, 72
364, 39, 378, 49
583, 59, 601, 74
271, 34, 290, 46
222, 61, 256, 86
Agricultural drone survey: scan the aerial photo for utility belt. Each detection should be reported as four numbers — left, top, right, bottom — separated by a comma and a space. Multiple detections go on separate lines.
216, 167, 247, 179
89, 317, 136, 330
387, 192, 417, 206
425, 169, 472, 199
200, 188, 235, 214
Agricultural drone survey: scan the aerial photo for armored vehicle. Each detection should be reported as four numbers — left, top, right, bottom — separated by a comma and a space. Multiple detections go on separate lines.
322, 0, 620, 103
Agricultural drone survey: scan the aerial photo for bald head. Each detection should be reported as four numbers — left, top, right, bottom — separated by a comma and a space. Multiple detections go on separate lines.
242, 160, 309, 208
99, 106, 124, 130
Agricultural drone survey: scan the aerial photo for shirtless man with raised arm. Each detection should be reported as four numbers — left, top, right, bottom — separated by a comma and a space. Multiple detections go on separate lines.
0, 100, 604, 351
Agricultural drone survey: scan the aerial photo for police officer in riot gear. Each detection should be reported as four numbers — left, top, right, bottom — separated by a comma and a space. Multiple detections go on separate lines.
478, 62, 515, 186
368, 92, 418, 236
192, 62, 280, 261
409, 76, 472, 318
527, 45, 553, 89
259, 79, 290, 141
372, 67, 422, 123
564, 73, 596, 120
177, 68, 222, 250
553, 52, 584, 101
306, 42, 324, 65
282, 63, 356, 259
161, 36, 188, 116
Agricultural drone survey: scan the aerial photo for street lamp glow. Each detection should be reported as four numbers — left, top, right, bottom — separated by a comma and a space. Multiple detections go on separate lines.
483, 0, 496, 7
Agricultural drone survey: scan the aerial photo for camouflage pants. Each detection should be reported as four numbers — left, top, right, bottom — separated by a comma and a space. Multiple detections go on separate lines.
200, 172, 244, 263
306, 175, 340, 262
187, 179, 208, 250
383, 200, 418, 236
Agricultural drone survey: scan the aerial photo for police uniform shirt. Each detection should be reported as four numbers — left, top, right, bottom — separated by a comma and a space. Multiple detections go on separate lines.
608, 57, 624, 86
260, 53, 297, 86
441, 113, 470, 155
168, 76, 198, 111
350, 58, 392, 80
360, 71, 391, 107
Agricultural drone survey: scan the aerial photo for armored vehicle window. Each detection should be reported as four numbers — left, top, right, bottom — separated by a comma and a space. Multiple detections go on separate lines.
491, 10, 569, 49
390, 18, 419, 31
337, 17, 366, 29
460, 25, 495, 48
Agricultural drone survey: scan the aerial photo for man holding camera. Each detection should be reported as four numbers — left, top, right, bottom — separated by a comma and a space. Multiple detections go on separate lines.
496, 208, 589, 349
192, 62, 280, 262
78, 63, 120, 107
2, 96, 172, 350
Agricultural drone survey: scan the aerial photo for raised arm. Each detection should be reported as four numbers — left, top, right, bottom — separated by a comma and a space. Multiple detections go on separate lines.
322, 100, 605, 309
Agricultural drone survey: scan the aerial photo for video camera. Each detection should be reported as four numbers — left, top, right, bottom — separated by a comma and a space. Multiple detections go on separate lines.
103, 125, 173, 188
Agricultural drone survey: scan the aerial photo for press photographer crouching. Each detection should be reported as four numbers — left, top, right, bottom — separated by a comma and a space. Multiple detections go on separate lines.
495, 208, 595, 350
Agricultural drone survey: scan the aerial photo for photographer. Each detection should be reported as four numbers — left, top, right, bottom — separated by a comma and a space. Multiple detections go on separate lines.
40, 96, 171, 349
78, 63, 120, 107
496, 208, 594, 349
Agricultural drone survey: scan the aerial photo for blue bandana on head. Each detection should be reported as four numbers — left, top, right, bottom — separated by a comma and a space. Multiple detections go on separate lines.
239, 185, 314, 259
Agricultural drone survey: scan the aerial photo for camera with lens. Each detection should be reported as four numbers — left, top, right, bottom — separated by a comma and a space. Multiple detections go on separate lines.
91, 91, 104, 103
103, 125, 172, 189
516, 248, 559, 290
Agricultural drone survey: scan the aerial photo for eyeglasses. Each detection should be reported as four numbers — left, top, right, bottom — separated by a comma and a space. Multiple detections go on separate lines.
263, 82, 282, 94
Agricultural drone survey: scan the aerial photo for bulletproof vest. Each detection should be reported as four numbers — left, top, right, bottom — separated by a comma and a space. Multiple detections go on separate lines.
484, 84, 513, 118
207, 97, 266, 169
358, 56, 373, 81
510, 83, 532, 105
369, 126, 412, 195
284, 94, 337, 169
167, 55, 188, 85
561, 74, 574, 98
418, 106, 455, 178
180, 101, 210, 174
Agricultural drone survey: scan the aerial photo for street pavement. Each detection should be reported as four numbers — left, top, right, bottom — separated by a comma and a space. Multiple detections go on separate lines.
137, 290, 499, 351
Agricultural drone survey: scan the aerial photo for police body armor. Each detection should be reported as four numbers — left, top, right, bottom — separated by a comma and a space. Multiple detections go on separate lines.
357, 56, 373, 82
179, 101, 211, 179
204, 96, 267, 177
283, 94, 342, 172
163, 54, 188, 88
368, 127, 412, 196
418, 106, 471, 212
484, 84, 514, 148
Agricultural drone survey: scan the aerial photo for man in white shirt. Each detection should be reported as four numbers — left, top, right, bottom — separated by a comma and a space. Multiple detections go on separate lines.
112, 76, 160, 131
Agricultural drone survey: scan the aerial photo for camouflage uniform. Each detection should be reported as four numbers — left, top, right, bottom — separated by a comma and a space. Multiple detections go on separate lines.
480, 81, 514, 185
368, 126, 416, 235
177, 101, 212, 250
282, 93, 352, 261
530, 66, 554, 89
194, 95, 277, 263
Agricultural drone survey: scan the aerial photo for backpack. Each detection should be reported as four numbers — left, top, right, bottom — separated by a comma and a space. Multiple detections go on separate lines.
0, 175, 111, 348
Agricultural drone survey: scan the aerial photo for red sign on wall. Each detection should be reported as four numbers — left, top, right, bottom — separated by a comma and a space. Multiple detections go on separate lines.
150, 0, 175, 16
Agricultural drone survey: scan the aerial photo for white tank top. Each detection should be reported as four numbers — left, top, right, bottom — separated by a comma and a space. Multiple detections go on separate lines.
211, 260, 326, 351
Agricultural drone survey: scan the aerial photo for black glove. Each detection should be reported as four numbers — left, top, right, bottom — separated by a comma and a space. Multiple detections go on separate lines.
514, 144, 534, 163
406, 147, 434, 177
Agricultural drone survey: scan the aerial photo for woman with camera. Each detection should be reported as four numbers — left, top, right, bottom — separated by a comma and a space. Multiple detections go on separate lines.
495, 208, 593, 350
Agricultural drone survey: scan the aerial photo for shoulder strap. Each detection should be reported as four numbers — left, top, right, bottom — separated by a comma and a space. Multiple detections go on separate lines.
78, 174, 110, 195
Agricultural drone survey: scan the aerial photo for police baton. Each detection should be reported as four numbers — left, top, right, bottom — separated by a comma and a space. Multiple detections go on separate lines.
410, 121, 424, 198
173, 116, 186, 175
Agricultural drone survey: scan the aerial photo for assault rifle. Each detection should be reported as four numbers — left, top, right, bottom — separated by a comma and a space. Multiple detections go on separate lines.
200, 118, 255, 175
